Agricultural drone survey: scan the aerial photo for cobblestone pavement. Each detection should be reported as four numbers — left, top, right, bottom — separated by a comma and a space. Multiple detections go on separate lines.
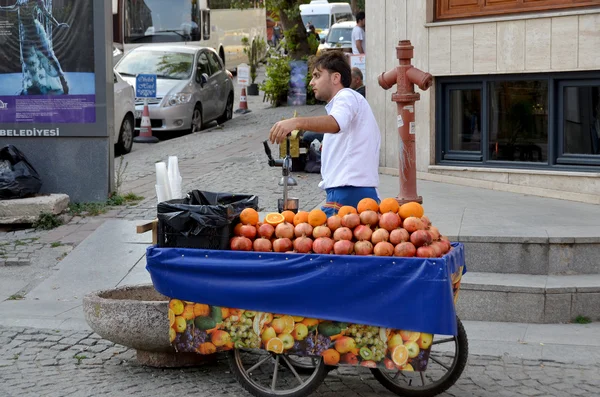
0, 326, 598, 397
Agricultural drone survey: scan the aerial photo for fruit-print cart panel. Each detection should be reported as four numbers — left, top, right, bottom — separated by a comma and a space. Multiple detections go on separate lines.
169, 303, 434, 372
147, 243, 466, 338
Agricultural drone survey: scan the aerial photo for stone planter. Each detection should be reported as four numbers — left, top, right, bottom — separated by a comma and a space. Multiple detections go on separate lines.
83, 284, 215, 367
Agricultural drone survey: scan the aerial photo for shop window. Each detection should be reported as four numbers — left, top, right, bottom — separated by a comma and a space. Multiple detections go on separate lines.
441, 85, 483, 161
437, 73, 600, 170
558, 81, 600, 164
488, 81, 548, 163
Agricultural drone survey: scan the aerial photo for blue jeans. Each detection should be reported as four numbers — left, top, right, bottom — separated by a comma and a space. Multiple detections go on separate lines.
321, 186, 379, 217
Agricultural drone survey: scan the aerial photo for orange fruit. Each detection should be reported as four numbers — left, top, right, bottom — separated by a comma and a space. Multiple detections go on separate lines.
169, 327, 177, 343
308, 209, 327, 227
281, 210, 296, 224
281, 315, 295, 334
391, 345, 409, 367
266, 337, 284, 354
181, 304, 195, 320
233, 223, 243, 236
357, 198, 379, 213
264, 212, 285, 226
322, 348, 340, 365
379, 198, 399, 214
399, 202, 424, 219
293, 211, 309, 226
400, 330, 421, 342
168, 308, 175, 327
193, 303, 210, 317
337, 206, 357, 217
240, 208, 259, 225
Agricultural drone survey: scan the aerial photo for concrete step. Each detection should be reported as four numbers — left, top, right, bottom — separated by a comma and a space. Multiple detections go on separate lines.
456, 272, 600, 324
455, 234, 600, 275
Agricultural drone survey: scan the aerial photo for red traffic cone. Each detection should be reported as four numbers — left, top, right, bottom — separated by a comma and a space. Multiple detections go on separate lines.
134, 100, 159, 143
234, 86, 251, 114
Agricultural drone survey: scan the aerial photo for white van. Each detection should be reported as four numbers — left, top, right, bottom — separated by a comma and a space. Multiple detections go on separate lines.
300, 0, 354, 40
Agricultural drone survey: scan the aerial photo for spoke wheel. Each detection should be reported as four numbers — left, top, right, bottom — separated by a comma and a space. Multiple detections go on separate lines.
371, 317, 468, 397
116, 115, 134, 154
191, 105, 203, 133
228, 349, 327, 397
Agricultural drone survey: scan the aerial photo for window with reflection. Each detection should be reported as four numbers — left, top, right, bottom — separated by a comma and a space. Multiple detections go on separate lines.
562, 85, 600, 156
488, 81, 548, 162
449, 88, 481, 152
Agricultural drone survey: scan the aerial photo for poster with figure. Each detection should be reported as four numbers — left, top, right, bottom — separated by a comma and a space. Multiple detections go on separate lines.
0, 0, 95, 124
287, 60, 307, 106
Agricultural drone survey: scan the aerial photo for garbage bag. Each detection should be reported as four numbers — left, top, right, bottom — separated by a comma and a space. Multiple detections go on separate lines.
0, 145, 42, 200
157, 190, 258, 249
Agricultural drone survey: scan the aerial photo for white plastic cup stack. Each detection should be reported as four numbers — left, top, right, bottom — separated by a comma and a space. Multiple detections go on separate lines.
167, 156, 183, 199
155, 162, 172, 204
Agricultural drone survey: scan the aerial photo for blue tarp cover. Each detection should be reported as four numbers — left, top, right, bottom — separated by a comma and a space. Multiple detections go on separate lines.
146, 243, 466, 335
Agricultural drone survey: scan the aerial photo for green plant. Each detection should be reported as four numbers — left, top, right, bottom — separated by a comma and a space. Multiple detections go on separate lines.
73, 354, 87, 364
32, 212, 63, 230
68, 202, 107, 217
50, 242, 63, 248
123, 193, 144, 202
242, 36, 267, 84
575, 315, 591, 324
8, 294, 24, 300
261, 51, 291, 106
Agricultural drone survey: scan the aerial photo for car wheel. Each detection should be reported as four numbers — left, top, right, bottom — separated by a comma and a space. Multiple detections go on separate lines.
191, 104, 203, 133
217, 93, 233, 124
116, 114, 134, 154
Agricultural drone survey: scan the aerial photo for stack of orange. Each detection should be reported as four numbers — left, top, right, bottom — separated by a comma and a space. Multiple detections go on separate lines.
229, 199, 451, 258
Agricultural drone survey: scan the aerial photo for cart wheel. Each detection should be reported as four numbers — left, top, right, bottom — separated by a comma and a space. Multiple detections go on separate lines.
228, 349, 327, 397
280, 355, 336, 375
371, 317, 468, 397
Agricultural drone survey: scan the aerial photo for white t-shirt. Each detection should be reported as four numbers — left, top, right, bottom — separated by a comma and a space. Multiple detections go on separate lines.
321, 88, 380, 190
351, 25, 365, 54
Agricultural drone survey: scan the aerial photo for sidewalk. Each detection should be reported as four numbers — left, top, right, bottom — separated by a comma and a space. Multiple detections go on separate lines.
1, 176, 600, 365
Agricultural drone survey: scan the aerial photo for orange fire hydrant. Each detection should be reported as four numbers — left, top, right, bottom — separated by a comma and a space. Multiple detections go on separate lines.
378, 40, 432, 204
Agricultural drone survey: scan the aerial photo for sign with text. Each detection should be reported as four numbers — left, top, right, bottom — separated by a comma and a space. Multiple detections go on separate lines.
237, 64, 250, 86
136, 74, 157, 98
349, 54, 366, 82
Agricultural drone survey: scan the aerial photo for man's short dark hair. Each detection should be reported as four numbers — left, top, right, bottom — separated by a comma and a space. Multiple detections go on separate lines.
310, 51, 351, 88
356, 11, 365, 23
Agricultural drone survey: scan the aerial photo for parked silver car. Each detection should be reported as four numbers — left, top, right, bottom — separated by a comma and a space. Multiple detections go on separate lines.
114, 45, 234, 134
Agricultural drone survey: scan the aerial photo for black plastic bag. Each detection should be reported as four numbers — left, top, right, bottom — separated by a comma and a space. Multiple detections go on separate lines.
157, 190, 258, 249
0, 145, 42, 200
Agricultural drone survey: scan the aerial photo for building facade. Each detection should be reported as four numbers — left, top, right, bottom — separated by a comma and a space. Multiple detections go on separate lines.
367, 1, 600, 204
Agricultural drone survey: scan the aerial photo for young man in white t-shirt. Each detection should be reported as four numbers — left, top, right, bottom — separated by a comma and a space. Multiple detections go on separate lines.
269, 51, 381, 216
351, 11, 365, 55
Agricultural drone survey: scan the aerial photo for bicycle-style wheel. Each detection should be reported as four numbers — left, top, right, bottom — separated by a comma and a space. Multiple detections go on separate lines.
371, 317, 468, 397
228, 349, 327, 397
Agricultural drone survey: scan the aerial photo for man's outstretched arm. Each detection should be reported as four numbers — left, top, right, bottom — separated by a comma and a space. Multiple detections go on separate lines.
269, 115, 340, 144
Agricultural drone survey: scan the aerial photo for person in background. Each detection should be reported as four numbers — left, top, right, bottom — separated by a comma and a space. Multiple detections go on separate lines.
351, 11, 365, 55
269, 51, 381, 215
273, 22, 282, 47
350, 67, 365, 97
308, 24, 320, 43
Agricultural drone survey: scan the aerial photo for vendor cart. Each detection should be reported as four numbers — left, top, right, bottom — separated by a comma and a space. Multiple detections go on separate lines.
145, 241, 468, 397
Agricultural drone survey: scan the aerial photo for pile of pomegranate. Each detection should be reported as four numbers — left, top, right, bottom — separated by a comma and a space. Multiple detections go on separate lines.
229, 199, 452, 258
